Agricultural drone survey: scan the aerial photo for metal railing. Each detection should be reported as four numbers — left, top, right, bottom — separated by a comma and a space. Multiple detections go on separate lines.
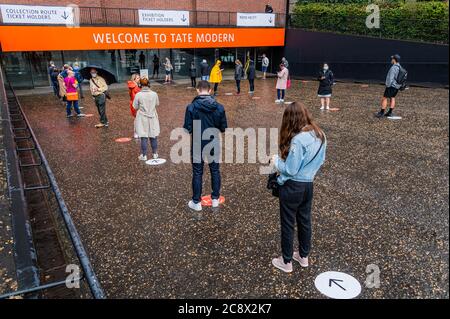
0, 68, 105, 299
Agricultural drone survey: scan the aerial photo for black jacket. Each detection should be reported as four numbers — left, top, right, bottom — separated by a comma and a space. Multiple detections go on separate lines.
317, 69, 334, 95
235, 64, 244, 80
200, 62, 210, 77
247, 63, 256, 80
183, 95, 228, 148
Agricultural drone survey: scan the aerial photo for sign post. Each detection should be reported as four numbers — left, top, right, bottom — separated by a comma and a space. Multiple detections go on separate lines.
0, 4, 74, 25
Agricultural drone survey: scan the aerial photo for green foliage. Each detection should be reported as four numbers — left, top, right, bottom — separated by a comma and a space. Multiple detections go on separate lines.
291, 1, 449, 43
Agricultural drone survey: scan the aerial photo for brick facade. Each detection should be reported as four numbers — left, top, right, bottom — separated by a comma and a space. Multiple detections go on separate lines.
0, 0, 287, 13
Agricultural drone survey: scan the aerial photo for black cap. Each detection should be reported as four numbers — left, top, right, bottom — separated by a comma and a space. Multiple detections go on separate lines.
391, 54, 401, 62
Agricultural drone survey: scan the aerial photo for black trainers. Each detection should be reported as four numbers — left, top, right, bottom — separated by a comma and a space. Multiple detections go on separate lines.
384, 109, 393, 117
375, 110, 385, 118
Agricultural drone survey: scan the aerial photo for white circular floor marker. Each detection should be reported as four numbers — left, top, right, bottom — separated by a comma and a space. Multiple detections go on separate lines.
387, 116, 402, 120
314, 271, 362, 299
145, 158, 166, 166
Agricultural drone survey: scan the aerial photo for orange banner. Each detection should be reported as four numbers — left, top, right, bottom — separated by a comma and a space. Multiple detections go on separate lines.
0, 26, 285, 52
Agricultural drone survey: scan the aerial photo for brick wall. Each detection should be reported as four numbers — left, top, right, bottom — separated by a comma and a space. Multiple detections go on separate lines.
0, 0, 287, 13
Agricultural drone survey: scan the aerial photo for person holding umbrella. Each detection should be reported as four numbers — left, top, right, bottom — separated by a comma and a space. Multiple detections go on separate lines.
88, 68, 109, 128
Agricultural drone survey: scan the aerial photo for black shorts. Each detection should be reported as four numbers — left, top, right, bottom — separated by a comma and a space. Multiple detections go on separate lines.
384, 87, 399, 98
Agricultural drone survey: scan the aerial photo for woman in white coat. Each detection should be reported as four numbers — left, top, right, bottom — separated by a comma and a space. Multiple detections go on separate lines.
133, 78, 160, 161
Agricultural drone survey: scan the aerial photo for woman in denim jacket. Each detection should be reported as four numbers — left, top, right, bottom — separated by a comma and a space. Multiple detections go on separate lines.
270, 102, 327, 273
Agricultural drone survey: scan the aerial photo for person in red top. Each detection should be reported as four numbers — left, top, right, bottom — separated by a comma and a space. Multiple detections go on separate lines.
128, 73, 141, 138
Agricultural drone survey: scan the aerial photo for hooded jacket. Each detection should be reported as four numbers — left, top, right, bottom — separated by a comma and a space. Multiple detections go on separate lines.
183, 95, 227, 148
128, 80, 141, 117
209, 61, 223, 83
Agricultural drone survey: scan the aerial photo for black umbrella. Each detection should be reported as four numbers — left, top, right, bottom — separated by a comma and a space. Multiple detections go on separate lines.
79, 65, 117, 85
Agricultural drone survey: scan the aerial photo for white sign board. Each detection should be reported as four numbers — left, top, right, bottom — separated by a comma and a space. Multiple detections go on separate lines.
140, 69, 149, 79
0, 4, 74, 25
237, 13, 275, 27
138, 10, 189, 26
314, 271, 362, 299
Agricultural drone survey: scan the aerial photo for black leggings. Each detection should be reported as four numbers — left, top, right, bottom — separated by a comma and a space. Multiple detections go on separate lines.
279, 180, 314, 263
191, 77, 197, 88
214, 83, 219, 94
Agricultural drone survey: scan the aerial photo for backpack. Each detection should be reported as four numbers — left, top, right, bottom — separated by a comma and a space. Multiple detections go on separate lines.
396, 65, 408, 91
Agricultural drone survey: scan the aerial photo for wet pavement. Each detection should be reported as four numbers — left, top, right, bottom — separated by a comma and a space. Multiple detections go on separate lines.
17, 79, 449, 298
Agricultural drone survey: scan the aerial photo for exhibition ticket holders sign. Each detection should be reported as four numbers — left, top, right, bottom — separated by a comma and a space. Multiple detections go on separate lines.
0, 26, 285, 51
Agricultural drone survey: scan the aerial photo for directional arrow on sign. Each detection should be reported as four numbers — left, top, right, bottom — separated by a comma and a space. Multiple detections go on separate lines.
61, 11, 70, 20
269, 17, 273, 24
181, 14, 187, 22
329, 278, 346, 291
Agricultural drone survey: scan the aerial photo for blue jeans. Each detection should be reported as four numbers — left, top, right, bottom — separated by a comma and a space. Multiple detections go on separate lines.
277, 89, 286, 100
192, 161, 221, 204
140, 137, 158, 156
201, 75, 209, 81
66, 100, 80, 116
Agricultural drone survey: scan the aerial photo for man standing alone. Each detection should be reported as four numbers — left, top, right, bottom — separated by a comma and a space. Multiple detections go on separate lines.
183, 81, 228, 211
376, 54, 403, 118
89, 68, 109, 128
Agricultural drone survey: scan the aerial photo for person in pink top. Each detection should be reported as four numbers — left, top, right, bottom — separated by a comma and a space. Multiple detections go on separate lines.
275, 63, 289, 104
64, 70, 85, 118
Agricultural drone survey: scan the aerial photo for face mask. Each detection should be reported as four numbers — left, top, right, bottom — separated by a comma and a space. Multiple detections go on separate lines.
323, 66, 329, 71
91, 73, 97, 78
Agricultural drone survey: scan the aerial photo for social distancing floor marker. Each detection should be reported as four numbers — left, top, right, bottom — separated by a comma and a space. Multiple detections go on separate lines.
201, 195, 225, 206
314, 271, 362, 299
387, 116, 402, 120
84, 114, 94, 117
115, 137, 132, 143
252, 96, 261, 100
284, 101, 294, 105
145, 158, 166, 166
328, 108, 340, 112
361, 84, 369, 88
225, 93, 234, 96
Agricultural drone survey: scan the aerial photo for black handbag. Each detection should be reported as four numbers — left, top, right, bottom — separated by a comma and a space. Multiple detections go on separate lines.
267, 172, 280, 197
267, 138, 324, 198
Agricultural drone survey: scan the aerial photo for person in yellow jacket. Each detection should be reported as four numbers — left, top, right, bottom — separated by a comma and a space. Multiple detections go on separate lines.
209, 60, 223, 96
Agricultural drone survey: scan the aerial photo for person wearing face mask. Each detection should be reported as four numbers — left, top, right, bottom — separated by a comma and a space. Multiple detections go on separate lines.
317, 63, 334, 110
89, 68, 109, 128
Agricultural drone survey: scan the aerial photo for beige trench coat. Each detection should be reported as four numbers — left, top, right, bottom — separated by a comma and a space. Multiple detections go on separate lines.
132, 88, 160, 138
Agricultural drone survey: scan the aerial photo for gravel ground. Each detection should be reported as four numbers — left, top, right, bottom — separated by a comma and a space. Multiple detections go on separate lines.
17, 79, 449, 299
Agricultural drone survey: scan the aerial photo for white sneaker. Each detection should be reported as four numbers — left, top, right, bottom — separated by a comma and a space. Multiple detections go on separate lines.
320, 106, 325, 110
188, 200, 202, 212
138, 155, 147, 161
133, 133, 139, 139
272, 256, 293, 273
280, 99, 285, 103
153, 153, 159, 159
275, 99, 281, 103
293, 252, 309, 267
212, 199, 220, 208
326, 106, 330, 110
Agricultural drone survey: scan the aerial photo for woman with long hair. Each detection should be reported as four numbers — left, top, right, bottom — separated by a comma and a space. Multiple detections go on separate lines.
270, 102, 327, 273
128, 73, 141, 138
